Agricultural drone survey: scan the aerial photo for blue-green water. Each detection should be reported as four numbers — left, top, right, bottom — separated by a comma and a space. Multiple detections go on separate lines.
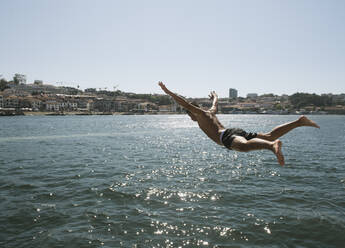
0, 115, 344, 247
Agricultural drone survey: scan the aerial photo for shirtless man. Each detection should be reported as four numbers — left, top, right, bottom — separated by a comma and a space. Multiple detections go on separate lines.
158, 82, 320, 166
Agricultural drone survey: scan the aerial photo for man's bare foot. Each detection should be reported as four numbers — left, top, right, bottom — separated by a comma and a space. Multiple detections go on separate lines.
298, 115, 320, 128
273, 140, 285, 166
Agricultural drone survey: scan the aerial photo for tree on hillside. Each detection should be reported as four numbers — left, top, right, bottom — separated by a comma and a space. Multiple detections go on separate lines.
13, 76, 19, 85
0, 79, 10, 91
260, 93, 276, 97
289, 93, 332, 109
126, 93, 172, 105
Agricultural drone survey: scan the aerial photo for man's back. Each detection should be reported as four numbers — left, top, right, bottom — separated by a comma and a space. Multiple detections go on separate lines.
195, 110, 225, 145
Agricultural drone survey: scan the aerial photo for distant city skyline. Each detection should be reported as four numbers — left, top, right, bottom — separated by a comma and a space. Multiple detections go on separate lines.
1, 0, 345, 98
1, 73, 345, 98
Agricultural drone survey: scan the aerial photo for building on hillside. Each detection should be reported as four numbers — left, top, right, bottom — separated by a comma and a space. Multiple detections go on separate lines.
247, 93, 258, 99
13, 83, 63, 94
4, 96, 20, 108
2, 88, 30, 97
75, 98, 89, 110
239, 102, 259, 109
59, 86, 81, 95
60, 101, 78, 111
0, 94, 3, 108
229, 88, 238, 99
85, 88, 97, 94
115, 98, 139, 112
332, 94, 345, 105
12, 83, 80, 95
281, 94, 289, 101
17, 96, 32, 109
171, 101, 178, 112
31, 98, 43, 111
159, 104, 175, 112
137, 102, 157, 112
34, 80, 43, 85
93, 98, 120, 112
46, 100, 62, 112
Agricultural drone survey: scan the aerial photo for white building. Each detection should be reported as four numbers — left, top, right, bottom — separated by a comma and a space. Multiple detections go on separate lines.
60, 101, 78, 110
31, 99, 43, 111
46, 101, 61, 111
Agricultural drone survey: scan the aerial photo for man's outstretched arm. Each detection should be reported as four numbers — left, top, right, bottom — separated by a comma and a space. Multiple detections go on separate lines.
209, 91, 218, 114
158, 82, 202, 113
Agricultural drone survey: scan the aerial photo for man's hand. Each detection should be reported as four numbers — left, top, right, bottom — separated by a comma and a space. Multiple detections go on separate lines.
208, 91, 218, 100
158, 81, 169, 94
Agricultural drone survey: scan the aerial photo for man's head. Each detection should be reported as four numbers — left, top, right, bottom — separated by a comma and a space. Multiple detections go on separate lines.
186, 101, 199, 122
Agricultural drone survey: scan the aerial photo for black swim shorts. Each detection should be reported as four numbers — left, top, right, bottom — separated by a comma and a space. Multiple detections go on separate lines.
221, 128, 257, 150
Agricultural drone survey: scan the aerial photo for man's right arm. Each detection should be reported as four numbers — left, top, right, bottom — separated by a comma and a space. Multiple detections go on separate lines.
158, 82, 202, 113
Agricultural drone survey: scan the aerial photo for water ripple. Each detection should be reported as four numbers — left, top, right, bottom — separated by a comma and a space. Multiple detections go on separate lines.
1, 115, 345, 247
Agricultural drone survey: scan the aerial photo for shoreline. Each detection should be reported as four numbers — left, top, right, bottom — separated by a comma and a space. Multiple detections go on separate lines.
0, 111, 340, 117
22, 111, 181, 116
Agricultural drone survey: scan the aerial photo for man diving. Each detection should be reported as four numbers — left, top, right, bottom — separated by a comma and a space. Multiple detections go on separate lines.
158, 82, 320, 166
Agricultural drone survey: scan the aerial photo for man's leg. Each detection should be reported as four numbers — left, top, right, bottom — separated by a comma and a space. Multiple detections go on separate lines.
231, 136, 285, 166
257, 115, 320, 141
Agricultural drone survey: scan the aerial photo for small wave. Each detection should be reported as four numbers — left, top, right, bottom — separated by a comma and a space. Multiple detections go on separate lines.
0, 130, 159, 142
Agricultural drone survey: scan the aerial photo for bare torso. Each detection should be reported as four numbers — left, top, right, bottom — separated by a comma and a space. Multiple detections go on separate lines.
195, 111, 225, 145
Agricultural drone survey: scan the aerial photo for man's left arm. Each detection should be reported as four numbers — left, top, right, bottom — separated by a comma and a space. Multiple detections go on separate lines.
209, 91, 218, 114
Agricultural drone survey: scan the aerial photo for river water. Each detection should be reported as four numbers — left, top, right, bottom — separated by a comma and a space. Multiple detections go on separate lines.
0, 114, 344, 247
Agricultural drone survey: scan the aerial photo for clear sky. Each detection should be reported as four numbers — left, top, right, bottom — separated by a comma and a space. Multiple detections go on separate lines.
1, 0, 344, 97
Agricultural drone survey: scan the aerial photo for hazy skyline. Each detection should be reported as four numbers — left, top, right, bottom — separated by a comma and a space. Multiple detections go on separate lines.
1, 0, 345, 97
